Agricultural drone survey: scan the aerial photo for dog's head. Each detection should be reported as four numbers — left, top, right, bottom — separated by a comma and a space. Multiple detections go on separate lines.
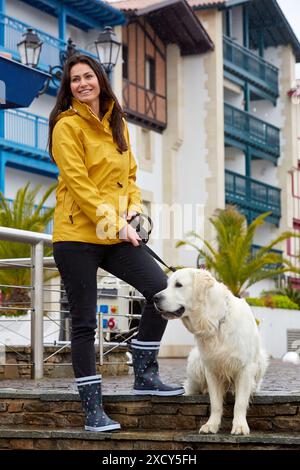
153, 268, 215, 324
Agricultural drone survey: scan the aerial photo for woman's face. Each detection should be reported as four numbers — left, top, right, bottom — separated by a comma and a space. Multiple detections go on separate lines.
70, 63, 100, 107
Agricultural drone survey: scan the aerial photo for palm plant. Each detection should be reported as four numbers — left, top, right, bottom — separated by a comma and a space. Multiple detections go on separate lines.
176, 206, 298, 297
0, 183, 56, 315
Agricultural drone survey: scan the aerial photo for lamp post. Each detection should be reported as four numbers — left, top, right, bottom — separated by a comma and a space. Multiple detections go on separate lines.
17, 28, 43, 68
59, 37, 78, 67
17, 29, 78, 94
17, 25, 122, 91
95, 26, 121, 77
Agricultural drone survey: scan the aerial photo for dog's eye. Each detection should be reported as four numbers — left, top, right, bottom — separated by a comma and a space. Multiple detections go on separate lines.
175, 281, 183, 288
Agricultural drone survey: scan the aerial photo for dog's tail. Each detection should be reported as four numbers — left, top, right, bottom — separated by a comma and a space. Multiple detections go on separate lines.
255, 348, 269, 391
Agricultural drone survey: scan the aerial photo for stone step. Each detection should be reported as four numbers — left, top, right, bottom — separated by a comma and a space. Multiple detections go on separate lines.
0, 390, 300, 433
0, 427, 299, 450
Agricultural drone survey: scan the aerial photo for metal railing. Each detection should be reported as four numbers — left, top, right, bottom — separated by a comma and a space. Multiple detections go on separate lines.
224, 103, 280, 159
0, 226, 52, 379
225, 169, 281, 225
223, 35, 279, 97
0, 13, 98, 73
1, 108, 49, 156
251, 244, 283, 270
0, 226, 142, 379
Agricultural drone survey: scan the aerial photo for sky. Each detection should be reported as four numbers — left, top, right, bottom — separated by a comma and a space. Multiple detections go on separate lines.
277, 0, 300, 78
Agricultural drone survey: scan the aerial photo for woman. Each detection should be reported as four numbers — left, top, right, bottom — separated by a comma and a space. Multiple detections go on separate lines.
49, 54, 184, 433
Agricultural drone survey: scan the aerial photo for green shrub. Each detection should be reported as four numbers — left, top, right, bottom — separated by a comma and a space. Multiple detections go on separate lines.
246, 295, 299, 310
246, 298, 265, 307
262, 284, 300, 309
271, 295, 299, 310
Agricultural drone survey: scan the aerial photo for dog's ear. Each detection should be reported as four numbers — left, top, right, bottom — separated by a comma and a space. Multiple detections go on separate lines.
193, 270, 215, 304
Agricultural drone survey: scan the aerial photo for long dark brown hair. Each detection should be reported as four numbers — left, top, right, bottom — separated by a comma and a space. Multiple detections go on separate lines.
48, 54, 128, 159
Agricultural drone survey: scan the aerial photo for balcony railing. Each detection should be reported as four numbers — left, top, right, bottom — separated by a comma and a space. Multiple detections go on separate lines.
223, 36, 279, 99
0, 108, 50, 160
4, 199, 53, 235
224, 103, 280, 162
0, 13, 97, 73
225, 170, 281, 225
251, 244, 283, 269
123, 79, 167, 132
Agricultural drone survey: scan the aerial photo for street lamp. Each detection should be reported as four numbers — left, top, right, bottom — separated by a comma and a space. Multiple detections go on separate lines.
17, 29, 78, 94
17, 28, 43, 68
95, 26, 121, 74
17, 25, 122, 92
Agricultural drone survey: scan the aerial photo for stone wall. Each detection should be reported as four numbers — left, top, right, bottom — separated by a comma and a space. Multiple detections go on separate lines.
0, 393, 299, 433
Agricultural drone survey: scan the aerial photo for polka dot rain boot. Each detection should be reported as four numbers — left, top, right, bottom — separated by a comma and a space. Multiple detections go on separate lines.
131, 340, 185, 396
76, 374, 121, 432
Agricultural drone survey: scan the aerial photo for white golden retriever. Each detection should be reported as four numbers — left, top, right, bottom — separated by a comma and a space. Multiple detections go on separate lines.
153, 268, 268, 435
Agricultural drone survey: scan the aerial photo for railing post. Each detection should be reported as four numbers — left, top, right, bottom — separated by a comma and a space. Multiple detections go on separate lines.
0, 109, 4, 139
31, 241, 44, 379
266, 186, 270, 210
35, 115, 38, 149
0, 2, 5, 48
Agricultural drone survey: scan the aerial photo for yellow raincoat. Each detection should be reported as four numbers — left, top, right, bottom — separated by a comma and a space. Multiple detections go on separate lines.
52, 98, 142, 244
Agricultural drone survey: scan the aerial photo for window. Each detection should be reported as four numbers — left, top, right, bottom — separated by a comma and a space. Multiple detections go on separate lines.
122, 21, 167, 130
145, 56, 155, 92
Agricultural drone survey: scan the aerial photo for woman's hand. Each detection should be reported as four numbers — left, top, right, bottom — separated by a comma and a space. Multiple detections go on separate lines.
127, 211, 138, 221
119, 222, 141, 247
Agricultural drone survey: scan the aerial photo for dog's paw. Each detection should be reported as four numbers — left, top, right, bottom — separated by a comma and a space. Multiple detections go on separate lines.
199, 421, 220, 434
231, 421, 250, 435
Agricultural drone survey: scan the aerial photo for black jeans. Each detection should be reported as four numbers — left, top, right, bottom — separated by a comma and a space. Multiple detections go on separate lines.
53, 241, 168, 378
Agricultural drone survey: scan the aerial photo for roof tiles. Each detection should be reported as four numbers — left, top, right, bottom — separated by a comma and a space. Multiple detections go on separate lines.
105, 0, 226, 12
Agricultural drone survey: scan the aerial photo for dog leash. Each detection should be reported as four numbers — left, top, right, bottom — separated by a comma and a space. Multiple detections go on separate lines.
141, 244, 177, 273
129, 213, 177, 272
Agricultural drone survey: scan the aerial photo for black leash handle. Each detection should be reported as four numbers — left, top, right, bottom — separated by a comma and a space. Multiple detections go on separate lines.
128, 213, 153, 244
129, 213, 177, 272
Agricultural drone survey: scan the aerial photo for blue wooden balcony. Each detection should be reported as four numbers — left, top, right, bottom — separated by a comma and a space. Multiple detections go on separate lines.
224, 103, 280, 163
0, 108, 57, 179
225, 170, 281, 226
0, 13, 97, 79
4, 198, 53, 235
0, 108, 49, 159
223, 36, 279, 101
251, 244, 283, 270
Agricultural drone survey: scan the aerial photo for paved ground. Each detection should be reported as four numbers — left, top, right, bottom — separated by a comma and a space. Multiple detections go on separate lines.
0, 358, 300, 394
